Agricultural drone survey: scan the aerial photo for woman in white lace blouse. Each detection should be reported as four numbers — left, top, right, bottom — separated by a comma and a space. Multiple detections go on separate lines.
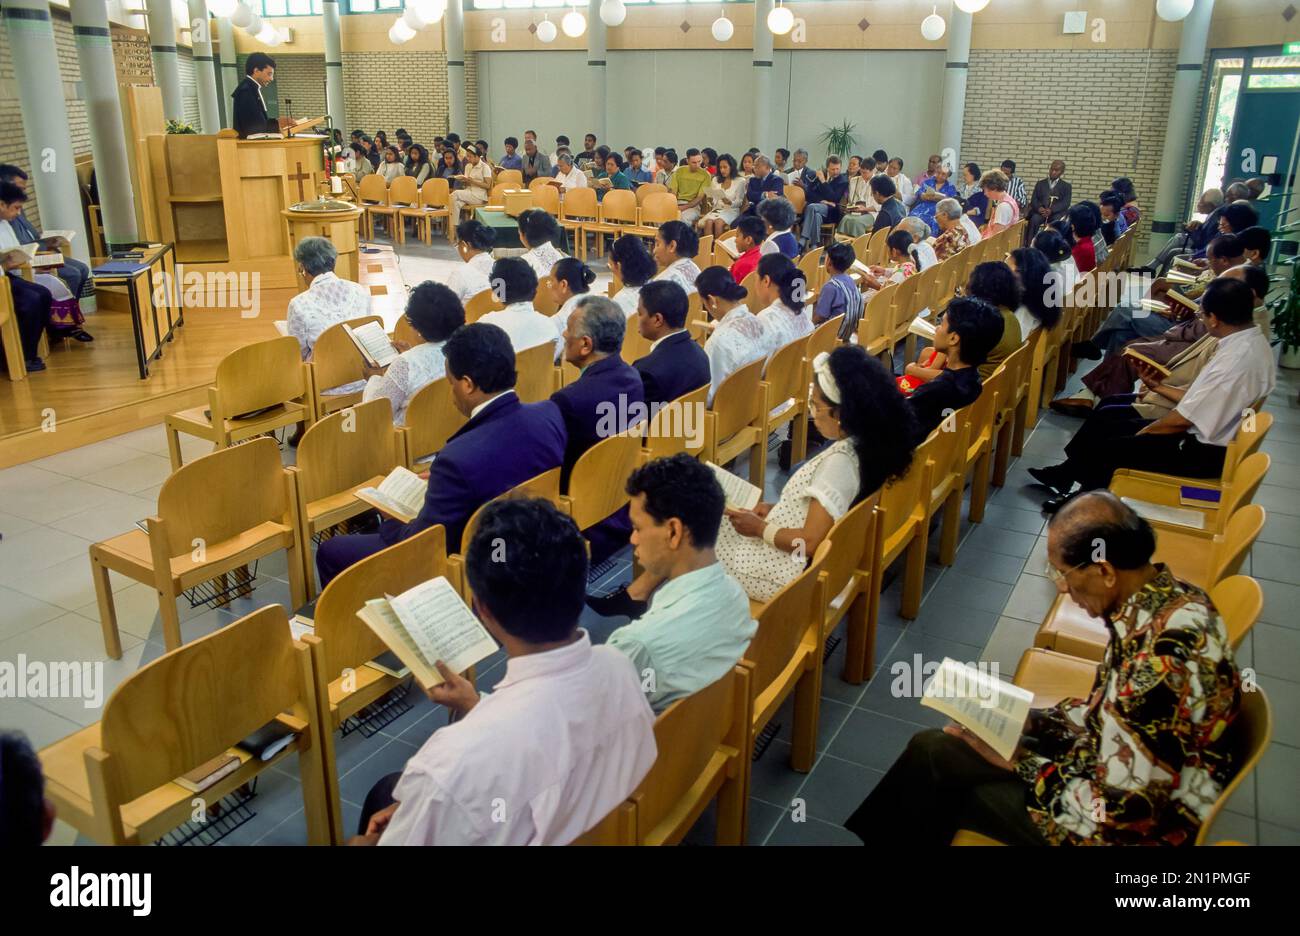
752, 253, 813, 362
447, 219, 497, 303
608, 234, 658, 319
518, 208, 567, 279
717, 346, 918, 601
361, 282, 465, 426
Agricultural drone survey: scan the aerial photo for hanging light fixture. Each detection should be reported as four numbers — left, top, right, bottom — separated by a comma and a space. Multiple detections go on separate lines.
256, 20, 279, 44
599, 0, 627, 27
920, 6, 946, 41
562, 4, 587, 37
411, 0, 447, 24
245, 11, 264, 33
537, 14, 558, 42
389, 16, 416, 43
954, 0, 991, 13
230, 2, 254, 28
208, 0, 238, 17
711, 6, 734, 42
767, 0, 794, 36
1155, 0, 1194, 21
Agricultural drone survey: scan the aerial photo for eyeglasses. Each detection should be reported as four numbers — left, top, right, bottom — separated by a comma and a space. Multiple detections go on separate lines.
1043, 560, 1091, 584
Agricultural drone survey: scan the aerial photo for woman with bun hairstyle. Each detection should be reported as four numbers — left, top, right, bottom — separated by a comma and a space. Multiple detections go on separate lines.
696, 265, 767, 405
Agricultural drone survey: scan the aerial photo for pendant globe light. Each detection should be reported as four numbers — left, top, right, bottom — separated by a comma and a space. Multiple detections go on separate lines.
954, 0, 990, 13
711, 9, 734, 42
768, 1, 794, 36
537, 15, 558, 43
209, 0, 238, 17
562, 5, 587, 38
600, 0, 626, 28
1156, 0, 1194, 22
920, 7, 946, 41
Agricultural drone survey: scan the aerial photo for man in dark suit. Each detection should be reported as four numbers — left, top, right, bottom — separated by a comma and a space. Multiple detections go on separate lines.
870, 175, 906, 232
741, 155, 786, 217
1027, 160, 1071, 240
232, 52, 288, 139
315, 323, 567, 587
632, 280, 709, 407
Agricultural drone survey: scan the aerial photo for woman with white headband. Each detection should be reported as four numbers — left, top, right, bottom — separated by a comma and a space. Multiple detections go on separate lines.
714, 345, 918, 602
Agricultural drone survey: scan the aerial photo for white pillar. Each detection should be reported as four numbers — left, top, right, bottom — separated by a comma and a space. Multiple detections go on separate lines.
188, 0, 221, 134
146, 0, 184, 122
323, 0, 346, 135
752, 0, 774, 155
587, 0, 606, 144
1, 0, 91, 264
446, 0, 465, 136
70, 0, 138, 247
1151, 0, 1216, 254
217, 16, 239, 129
939, 8, 971, 171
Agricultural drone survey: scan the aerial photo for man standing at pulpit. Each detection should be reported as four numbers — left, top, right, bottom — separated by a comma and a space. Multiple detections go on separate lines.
233, 52, 292, 139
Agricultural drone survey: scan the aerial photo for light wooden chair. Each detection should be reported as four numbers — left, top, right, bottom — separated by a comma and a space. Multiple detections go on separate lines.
496, 168, 523, 188
905, 262, 943, 361
887, 271, 922, 358
359, 174, 394, 239
0, 276, 27, 380
585, 189, 638, 259
695, 233, 714, 269
392, 315, 424, 349
400, 376, 467, 467
1021, 324, 1054, 431
642, 383, 709, 462
1150, 503, 1266, 590
163, 336, 311, 470
516, 342, 557, 403
819, 494, 879, 684
783, 184, 807, 217
386, 175, 420, 244
1111, 452, 1270, 538
530, 183, 560, 216
991, 340, 1032, 487
960, 361, 1006, 524
559, 188, 599, 259
865, 226, 891, 265
631, 192, 680, 242
308, 315, 386, 421
574, 666, 752, 846
807, 312, 842, 361
90, 437, 307, 657
300, 526, 452, 843
529, 176, 556, 193
486, 182, 511, 207
797, 246, 824, 294
634, 182, 668, 209
560, 433, 641, 531
921, 408, 972, 567
745, 540, 831, 773
1109, 412, 1274, 498
620, 321, 654, 366
704, 356, 767, 491
464, 287, 505, 323
288, 399, 403, 599
403, 178, 451, 245
857, 281, 896, 360
40, 605, 331, 845
762, 336, 811, 467
533, 275, 560, 316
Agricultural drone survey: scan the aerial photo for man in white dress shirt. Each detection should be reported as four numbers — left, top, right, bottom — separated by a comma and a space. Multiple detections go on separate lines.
447, 219, 497, 303
285, 237, 371, 360
351, 498, 656, 846
477, 256, 564, 359
553, 153, 588, 194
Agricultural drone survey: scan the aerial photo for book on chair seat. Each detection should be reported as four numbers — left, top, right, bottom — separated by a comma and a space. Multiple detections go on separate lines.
355, 466, 428, 523
236, 720, 298, 761
176, 753, 241, 793
355, 576, 497, 689
343, 321, 400, 368
708, 461, 761, 511
921, 658, 1033, 761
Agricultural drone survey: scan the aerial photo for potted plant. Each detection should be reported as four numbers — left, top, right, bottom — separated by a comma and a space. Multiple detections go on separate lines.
1271, 258, 1300, 369
165, 119, 197, 135
818, 120, 859, 163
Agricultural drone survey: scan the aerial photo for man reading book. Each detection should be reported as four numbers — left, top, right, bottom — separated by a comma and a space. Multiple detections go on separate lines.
315, 323, 567, 586
845, 492, 1241, 846
351, 499, 655, 846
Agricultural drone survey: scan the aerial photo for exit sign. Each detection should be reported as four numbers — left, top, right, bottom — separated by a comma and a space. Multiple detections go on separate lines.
1286, 42, 1300, 55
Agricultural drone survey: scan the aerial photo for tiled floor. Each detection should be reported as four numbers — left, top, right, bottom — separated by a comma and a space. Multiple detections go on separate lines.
3, 235, 1297, 846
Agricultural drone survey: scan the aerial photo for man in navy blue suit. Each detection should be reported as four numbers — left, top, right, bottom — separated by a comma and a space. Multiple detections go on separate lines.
315, 323, 567, 587
632, 281, 710, 408
741, 155, 786, 218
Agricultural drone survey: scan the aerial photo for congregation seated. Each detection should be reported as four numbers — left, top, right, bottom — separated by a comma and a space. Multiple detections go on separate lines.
697, 154, 745, 240
906, 296, 1004, 442
1031, 227, 1080, 294
728, 215, 767, 284
352, 498, 655, 846
1067, 202, 1103, 273
813, 241, 865, 340
548, 257, 598, 336
432, 146, 461, 183
554, 153, 588, 193
361, 281, 464, 426
796, 155, 848, 251
517, 208, 566, 279
696, 265, 768, 406
865, 173, 905, 234
752, 254, 813, 361
1007, 246, 1063, 338
286, 236, 372, 362
608, 234, 657, 319
898, 216, 939, 270
846, 491, 1241, 846
405, 144, 433, 186
595, 455, 756, 710
716, 347, 917, 602
376, 146, 404, 184
519, 137, 551, 183
650, 220, 701, 294
963, 261, 1024, 380
498, 135, 523, 171
478, 256, 563, 359
1029, 277, 1275, 508
958, 161, 989, 227
447, 219, 496, 304
908, 162, 959, 237
632, 280, 710, 408
316, 322, 567, 585
858, 229, 919, 295
741, 154, 785, 217
756, 197, 799, 259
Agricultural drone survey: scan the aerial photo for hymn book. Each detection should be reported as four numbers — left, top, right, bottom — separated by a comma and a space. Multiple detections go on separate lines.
921, 658, 1033, 761
355, 577, 497, 689
0, 242, 37, 266
1172, 255, 1202, 272
1121, 347, 1172, 377
1119, 496, 1208, 531
355, 466, 428, 523
1165, 270, 1199, 286
708, 461, 762, 511
909, 313, 937, 340
343, 321, 400, 368
175, 753, 241, 793
715, 237, 741, 260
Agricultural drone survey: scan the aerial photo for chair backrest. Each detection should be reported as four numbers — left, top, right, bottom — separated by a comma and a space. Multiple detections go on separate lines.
1208, 574, 1263, 649
821, 495, 878, 608
858, 281, 896, 350
764, 336, 808, 407
388, 174, 419, 207
889, 271, 922, 335
310, 315, 385, 397
998, 338, 1032, 409
620, 321, 653, 366
877, 441, 930, 546
783, 184, 806, 214
402, 376, 467, 463
461, 467, 564, 555
99, 605, 310, 804
419, 177, 450, 208
515, 341, 557, 403
529, 176, 555, 192
296, 398, 400, 506
464, 287, 505, 322
911, 260, 943, 314
358, 173, 388, 205
566, 433, 642, 528
644, 383, 709, 460
313, 526, 450, 682
694, 233, 714, 268
635, 182, 668, 206
393, 315, 424, 348
156, 436, 290, 558
599, 189, 637, 225
797, 247, 824, 288
1219, 452, 1270, 521
1210, 504, 1265, 586
1224, 411, 1273, 480
852, 232, 871, 263
533, 184, 561, 215
213, 335, 308, 420
533, 276, 560, 316
561, 187, 598, 221
966, 362, 1005, 452
866, 226, 891, 265
638, 192, 680, 226
496, 168, 523, 188
739, 271, 758, 307
924, 410, 970, 503
488, 182, 511, 205
1197, 686, 1271, 845
745, 539, 830, 697
807, 313, 842, 360
710, 355, 765, 441
627, 665, 750, 846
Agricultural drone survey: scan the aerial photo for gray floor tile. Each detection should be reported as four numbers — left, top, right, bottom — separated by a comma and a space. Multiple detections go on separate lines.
1256, 742, 1300, 831
764, 812, 863, 846
1250, 542, 1300, 585
978, 503, 1048, 535
1253, 626, 1300, 683
774, 695, 854, 755
1255, 484, 1300, 518
1203, 810, 1257, 845
750, 739, 809, 809
1258, 578, 1300, 629
748, 798, 785, 845
1259, 821, 1300, 845
827, 708, 925, 772
963, 524, 1038, 560
790, 754, 882, 826
950, 548, 1026, 586
912, 595, 1001, 647
1002, 572, 1058, 624
923, 570, 1015, 615
337, 737, 420, 808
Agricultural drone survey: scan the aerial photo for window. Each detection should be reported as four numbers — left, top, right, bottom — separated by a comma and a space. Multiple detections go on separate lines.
255, 0, 324, 13
347, 0, 404, 11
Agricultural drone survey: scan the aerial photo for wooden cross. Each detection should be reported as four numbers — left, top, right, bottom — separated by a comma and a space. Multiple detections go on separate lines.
289, 161, 310, 201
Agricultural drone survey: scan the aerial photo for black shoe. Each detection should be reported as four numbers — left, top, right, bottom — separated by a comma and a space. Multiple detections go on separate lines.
1050, 397, 1094, 418
586, 585, 648, 620
1042, 494, 1071, 515
69, 329, 94, 343
1028, 465, 1074, 496
25, 357, 46, 372
1072, 340, 1102, 361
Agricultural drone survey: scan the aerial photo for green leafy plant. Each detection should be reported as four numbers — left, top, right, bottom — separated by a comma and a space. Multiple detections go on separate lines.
818, 120, 859, 162
1270, 257, 1300, 358
165, 119, 197, 135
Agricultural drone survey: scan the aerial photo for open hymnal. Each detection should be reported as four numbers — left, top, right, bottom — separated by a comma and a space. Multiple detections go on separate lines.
715, 237, 741, 260
0, 242, 37, 266
355, 577, 497, 689
343, 321, 399, 368
1120, 496, 1207, 530
1166, 290, 1199, 315
1172, 256, 1202, 272
355, 466, 427, 523
921, 658, 1033, 761
1121, 347, 1171, 377
908, 313, 936, 340
30, 252, 63, 268
1165, 270, 1199, 286
38, 230, 76, 249
708, 461, 762, 511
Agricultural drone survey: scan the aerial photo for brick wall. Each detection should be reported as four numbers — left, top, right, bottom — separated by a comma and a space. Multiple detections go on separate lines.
464, 50, 479, 141
177, 46, 201, 129
961, 47, 1177, 255
269, 53, 327, 123
341, 49, 450, 145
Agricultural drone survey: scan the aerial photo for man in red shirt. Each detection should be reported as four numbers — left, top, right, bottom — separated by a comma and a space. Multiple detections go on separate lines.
729, 215, 765, 285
